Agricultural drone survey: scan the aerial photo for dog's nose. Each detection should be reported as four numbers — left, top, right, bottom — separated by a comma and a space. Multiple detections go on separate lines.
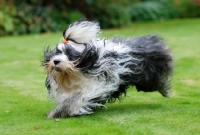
53, 60, 60, 65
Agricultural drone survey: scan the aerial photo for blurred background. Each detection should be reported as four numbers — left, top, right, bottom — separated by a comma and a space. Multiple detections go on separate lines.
0, 0, 200, 36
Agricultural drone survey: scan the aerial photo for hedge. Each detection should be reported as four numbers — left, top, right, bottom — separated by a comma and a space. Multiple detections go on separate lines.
0, 0, 200, 36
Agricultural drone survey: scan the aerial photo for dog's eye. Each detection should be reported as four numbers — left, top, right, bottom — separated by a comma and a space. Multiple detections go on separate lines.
56, 49, 62, 55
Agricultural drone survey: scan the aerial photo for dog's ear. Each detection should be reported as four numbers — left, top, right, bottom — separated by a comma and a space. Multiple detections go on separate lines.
63, 19, 101, 44
74, 43, 99, 70
41, 46, 55, 67
45, 76, 51, 93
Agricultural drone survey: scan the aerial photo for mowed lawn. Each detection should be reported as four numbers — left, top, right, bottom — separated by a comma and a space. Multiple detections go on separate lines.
0, 19, 200, 135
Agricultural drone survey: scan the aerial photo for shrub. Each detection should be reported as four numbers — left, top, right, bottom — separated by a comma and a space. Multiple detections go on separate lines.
128, 1, 169, 21
128, 0, 200, 22
0, 0, 200, 36
0, 0, 85, 36
0, 4, 16, 35
77, 0, 134, 28
171, 0, 200, 18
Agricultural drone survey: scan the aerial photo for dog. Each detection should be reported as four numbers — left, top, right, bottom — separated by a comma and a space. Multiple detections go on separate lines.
42, 19, 173, 118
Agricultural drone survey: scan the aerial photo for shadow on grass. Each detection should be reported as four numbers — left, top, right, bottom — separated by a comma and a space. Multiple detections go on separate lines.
93, 102, 166, 116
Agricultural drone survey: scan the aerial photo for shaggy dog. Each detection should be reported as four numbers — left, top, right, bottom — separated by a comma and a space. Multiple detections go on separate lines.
42, 19, 173, 118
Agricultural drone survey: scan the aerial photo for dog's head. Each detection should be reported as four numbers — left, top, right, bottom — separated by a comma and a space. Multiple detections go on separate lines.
42, 19, 101, 73
42, 19, 100, 91
43, 42, 99, 72
42, 42, 99, 91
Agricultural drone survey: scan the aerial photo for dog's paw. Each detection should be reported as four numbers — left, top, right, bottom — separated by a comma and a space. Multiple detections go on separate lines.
46, 110, 59, 118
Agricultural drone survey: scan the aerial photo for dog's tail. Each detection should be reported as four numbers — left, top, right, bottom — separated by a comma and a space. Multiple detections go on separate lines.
112, 35, 173, 97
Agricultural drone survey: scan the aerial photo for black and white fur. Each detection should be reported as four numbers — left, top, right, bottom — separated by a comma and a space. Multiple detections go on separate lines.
42, 19, 173, 118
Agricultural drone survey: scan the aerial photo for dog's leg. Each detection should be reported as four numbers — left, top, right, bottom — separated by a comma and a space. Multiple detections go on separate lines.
47, 98, 72, 118
47, 109, 63, 118
47, 93, 93, 118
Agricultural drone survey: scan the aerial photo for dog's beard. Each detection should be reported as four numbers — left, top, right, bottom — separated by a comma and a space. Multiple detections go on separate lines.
46, 61, 84, 92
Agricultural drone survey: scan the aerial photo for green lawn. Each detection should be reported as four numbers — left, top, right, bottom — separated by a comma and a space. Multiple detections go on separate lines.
0, 18, 200, 135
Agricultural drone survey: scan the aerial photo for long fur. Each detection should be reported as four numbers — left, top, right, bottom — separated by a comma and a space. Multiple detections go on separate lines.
42, 19, 173, 118
63, 19, 100, 44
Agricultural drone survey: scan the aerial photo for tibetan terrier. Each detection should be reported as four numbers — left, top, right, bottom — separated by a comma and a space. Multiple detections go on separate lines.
42, 19, 173, 118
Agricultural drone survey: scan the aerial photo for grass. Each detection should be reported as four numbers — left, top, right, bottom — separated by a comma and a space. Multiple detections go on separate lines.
0, 18, 200, 135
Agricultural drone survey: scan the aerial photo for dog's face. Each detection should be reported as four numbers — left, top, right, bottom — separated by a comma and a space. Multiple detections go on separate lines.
42, 42, 99, 92
42, 43, 87, 92
43, 43, 81, 75
42, 42, 99, 74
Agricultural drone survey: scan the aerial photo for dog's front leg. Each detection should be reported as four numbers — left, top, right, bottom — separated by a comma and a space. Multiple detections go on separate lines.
47, 93, 90, 118
47, 100, 71, 118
